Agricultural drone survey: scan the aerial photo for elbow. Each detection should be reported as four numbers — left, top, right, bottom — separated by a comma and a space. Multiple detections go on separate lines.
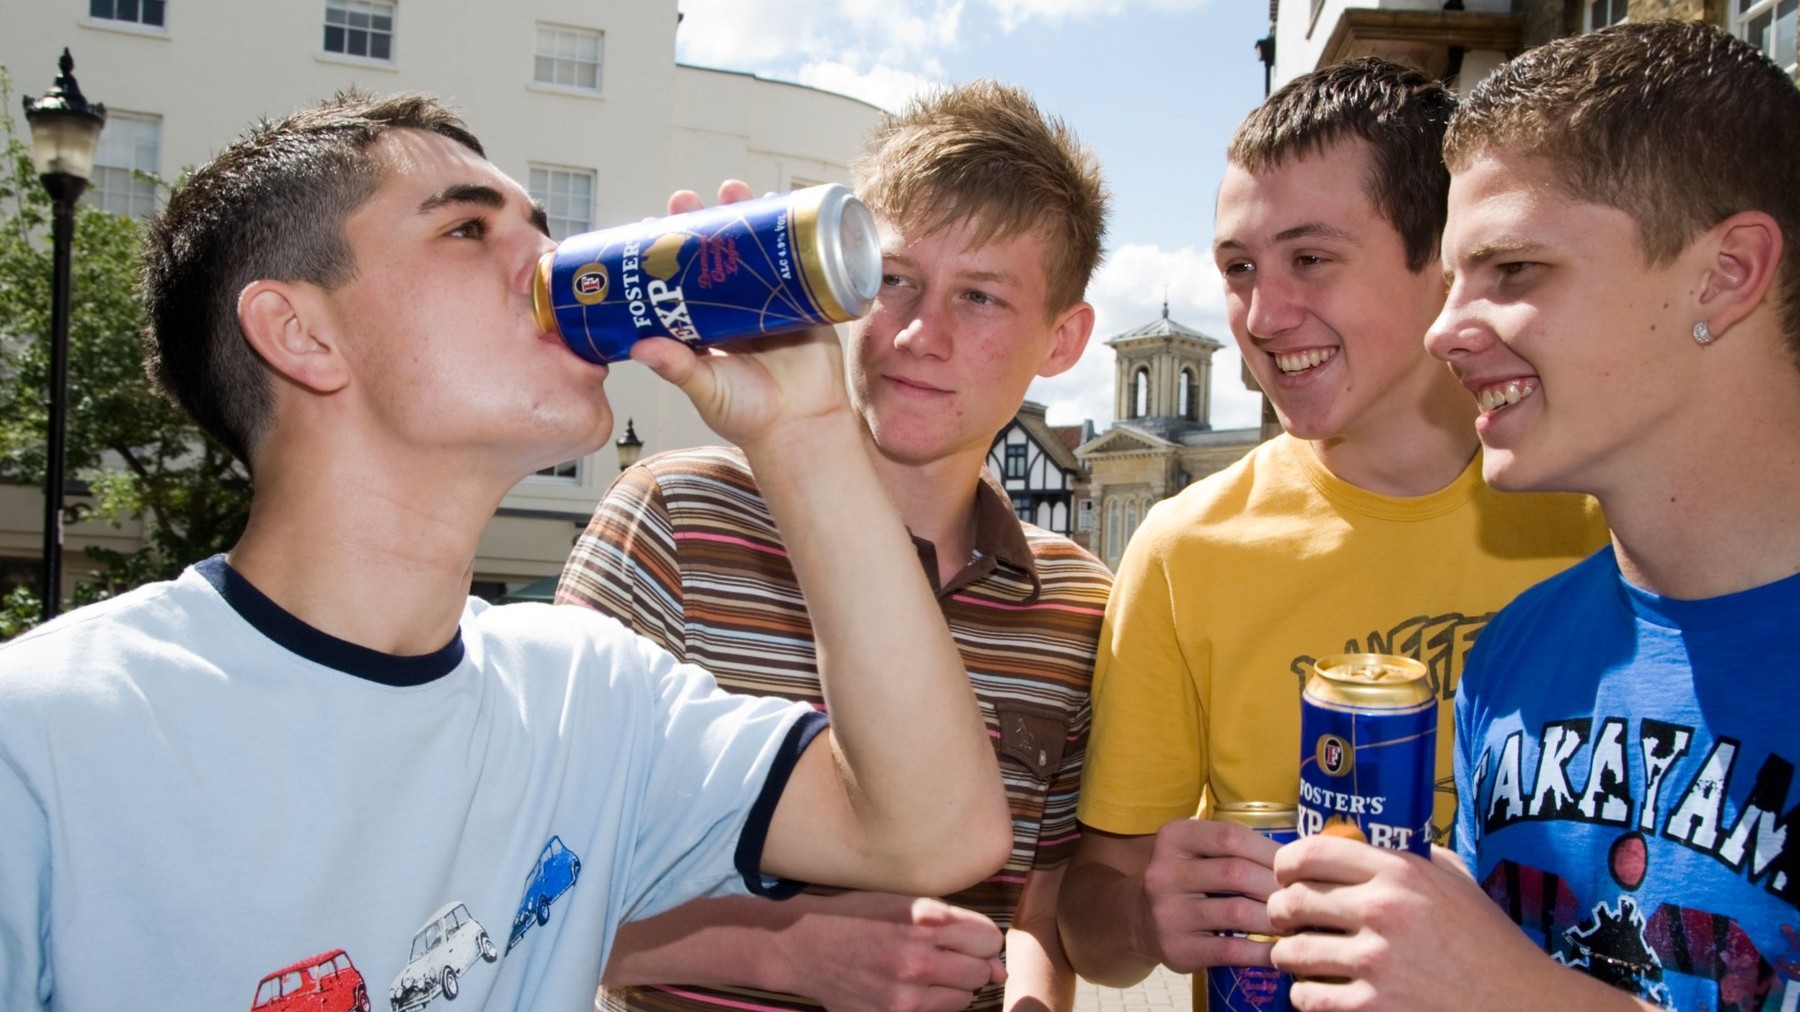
895, 799, 1014, 896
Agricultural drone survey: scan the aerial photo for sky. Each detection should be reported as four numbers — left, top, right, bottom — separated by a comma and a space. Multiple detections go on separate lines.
673, 0, 1274, 433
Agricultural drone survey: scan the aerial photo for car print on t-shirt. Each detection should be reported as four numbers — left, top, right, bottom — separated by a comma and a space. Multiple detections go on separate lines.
388, 902, 498, 1011
251, 949, 371, 1012
508, 835, 582, 952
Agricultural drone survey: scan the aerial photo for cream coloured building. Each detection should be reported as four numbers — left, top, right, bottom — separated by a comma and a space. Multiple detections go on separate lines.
1, 0, 884, 599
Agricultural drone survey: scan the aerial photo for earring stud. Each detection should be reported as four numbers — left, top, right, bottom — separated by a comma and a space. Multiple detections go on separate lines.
1693, 321, 1714, 345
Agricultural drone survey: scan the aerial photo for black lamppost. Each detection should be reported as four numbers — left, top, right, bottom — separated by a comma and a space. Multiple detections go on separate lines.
23, 49, 106, 622
615, 419, 645, 471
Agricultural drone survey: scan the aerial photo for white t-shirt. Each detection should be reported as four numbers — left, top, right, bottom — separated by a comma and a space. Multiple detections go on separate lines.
0, 556, 822, 1011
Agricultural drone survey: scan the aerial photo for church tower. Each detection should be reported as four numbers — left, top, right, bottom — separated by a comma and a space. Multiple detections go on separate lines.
1108, 299, 1225, 438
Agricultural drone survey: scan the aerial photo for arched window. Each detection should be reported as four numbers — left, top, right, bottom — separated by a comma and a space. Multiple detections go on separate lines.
1132, 368, 1150, 419
1106, 499, 1122, 562
1124, 499, 1140, 545
1180, 368, 1199, 422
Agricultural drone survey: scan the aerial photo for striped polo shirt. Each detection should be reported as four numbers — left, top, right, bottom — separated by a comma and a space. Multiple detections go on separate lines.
556, 445, 1112, 1012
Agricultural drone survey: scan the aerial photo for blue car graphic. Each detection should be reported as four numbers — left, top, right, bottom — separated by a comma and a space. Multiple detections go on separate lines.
507, 835, 582, 952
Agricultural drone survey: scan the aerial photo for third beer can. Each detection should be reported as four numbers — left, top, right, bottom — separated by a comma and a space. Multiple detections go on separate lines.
1204, 802, 1296, 1012
533, 183, 881, 363
1298, 653, 1436, 856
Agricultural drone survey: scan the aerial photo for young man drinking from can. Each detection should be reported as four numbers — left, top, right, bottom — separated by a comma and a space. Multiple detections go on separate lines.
0, 91, 1013, 1011
558, 79, 1114, 1012
1055, 58, 1606, 1003
1267, 21, 1800, 1011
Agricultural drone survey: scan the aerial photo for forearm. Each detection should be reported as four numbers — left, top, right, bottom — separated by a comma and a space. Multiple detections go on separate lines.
1004, 924, 1074, 1012
602, 894, 807, 991
1056, 860, 1159, 988
744, 417, 1006, 891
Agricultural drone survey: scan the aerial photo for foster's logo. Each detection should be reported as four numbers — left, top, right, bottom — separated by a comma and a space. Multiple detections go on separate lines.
1317, 734, 1353, 777
572, 263, 610, 306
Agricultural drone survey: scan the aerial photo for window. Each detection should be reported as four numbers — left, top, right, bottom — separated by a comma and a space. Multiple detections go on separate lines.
1012, 496, 1033, 521
535, 24, 603, 92
1738, 0, 1798, 73
89, 112, 160, 218
1105, 500, 1121, 562
1077, 499, 1094, 533
90, 0, 165, 26
1125, 499, 1140, 545
534, 459, 580, 482
528, 165, 595, 240
1585, 0, 1628, 30
1178, 368, 1199, 422
1131, 368, 1149, 419
324, 0, 394, 61
1004, 443, 1027, 479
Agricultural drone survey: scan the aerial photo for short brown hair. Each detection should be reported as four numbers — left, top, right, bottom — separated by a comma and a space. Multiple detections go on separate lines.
140, 91, 483, 466
852, 79, 1109, 315
1228, 58, 1455, 273
1444, 20, 1800, 365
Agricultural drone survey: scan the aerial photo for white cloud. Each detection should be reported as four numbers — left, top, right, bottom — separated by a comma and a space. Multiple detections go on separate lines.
1028, 242, 1262, 433
794, 61, 940, 113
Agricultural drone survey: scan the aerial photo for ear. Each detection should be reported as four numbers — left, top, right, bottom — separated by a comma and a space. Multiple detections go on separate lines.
1695, 210, 1783, 339
1036, 301, 1096, 379
237, 280, 350, 394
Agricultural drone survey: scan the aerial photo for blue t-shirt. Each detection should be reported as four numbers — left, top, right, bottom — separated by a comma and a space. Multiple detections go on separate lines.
1455, 549, 1800, 1011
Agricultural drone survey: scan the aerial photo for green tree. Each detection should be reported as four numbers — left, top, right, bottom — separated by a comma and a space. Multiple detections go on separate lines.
0, 67, 250, 634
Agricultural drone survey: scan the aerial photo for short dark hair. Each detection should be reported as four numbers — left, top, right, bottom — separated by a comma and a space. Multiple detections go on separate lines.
1445, 20, 1800, 366
140, 91, 483, 465
1228, 58, 1455, 273
852, 79, 1110, 315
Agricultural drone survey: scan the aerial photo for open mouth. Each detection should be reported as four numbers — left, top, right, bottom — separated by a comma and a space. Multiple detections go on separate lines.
1474, 378, 1538, 413
1275, 348, 1337, 375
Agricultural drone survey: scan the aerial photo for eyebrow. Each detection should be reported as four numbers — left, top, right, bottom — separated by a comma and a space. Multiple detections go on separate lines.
1214, 221, 1360, 252
882, 251, 1024, 287
418, 183, 551, 236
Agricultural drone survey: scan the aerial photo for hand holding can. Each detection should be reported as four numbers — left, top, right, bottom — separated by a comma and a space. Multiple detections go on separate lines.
533, 183, 882, 364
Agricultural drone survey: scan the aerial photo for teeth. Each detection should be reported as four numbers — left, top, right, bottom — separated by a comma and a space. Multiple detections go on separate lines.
1275, 348, 1337, 374
1476, 379, 1536, 412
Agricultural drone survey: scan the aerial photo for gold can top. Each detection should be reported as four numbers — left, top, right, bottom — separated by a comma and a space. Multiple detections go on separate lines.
1213, 801, 1298, 831
1306, 653, 1432, 709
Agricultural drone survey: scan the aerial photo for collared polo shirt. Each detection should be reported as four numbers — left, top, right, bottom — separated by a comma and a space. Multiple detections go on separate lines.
558, 445, 1113, 1012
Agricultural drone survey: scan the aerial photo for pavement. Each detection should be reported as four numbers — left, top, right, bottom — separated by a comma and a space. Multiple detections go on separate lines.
1074, 965, 1193, 1012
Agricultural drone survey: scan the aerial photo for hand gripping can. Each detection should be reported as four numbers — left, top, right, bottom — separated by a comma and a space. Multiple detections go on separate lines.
1204, 802, 1296, 1012
1298, 654, 1436, 856
532, 183, 882, 363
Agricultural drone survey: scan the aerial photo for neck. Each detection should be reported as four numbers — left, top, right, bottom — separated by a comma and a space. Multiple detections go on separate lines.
1600, 384, 1800, 601
227, 440, 510, 655
865, 434, 984, 587
1310, 368, 1480, 496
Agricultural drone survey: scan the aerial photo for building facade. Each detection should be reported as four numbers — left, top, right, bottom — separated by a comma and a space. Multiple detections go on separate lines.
1075, 305, 1262, 570
985, 401, 1090, 544
1, 0, 884, 599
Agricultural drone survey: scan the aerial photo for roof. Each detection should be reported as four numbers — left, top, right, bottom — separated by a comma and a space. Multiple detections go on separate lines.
1105, 301, 1225, 351
1006, 403, 1085, 472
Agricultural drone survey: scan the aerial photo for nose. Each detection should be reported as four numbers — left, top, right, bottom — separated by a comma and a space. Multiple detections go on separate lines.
891, 299, 952, 360
1241, 273, 1303, 342
1423, 282, 1491, 363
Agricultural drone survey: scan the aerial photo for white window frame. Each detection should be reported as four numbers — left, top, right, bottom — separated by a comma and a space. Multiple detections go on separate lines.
528, 164, 596, 241
1584, 0, 1629, 31
531, 459, 582, 484
89, 0, 166, 29
323, 0, 395, 64
89, 111, 161, 218
1736, 0, 1798, 75
534, 24, 604, 94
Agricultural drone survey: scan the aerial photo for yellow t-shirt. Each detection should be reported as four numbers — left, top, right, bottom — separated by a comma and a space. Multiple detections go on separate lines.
1079, 433, 1609, 844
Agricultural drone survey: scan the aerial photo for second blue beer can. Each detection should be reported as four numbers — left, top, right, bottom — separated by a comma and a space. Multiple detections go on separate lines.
533, 183, 882, 363
1204, 802, 1297, 1012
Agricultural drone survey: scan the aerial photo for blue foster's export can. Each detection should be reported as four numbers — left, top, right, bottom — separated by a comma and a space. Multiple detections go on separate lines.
1298, 654, 1437, 856
532, 183, 882, 363
1204, 802, 1296, 1012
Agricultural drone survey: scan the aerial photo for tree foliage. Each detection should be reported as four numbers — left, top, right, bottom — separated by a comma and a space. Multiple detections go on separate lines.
0, 67, 250, 632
